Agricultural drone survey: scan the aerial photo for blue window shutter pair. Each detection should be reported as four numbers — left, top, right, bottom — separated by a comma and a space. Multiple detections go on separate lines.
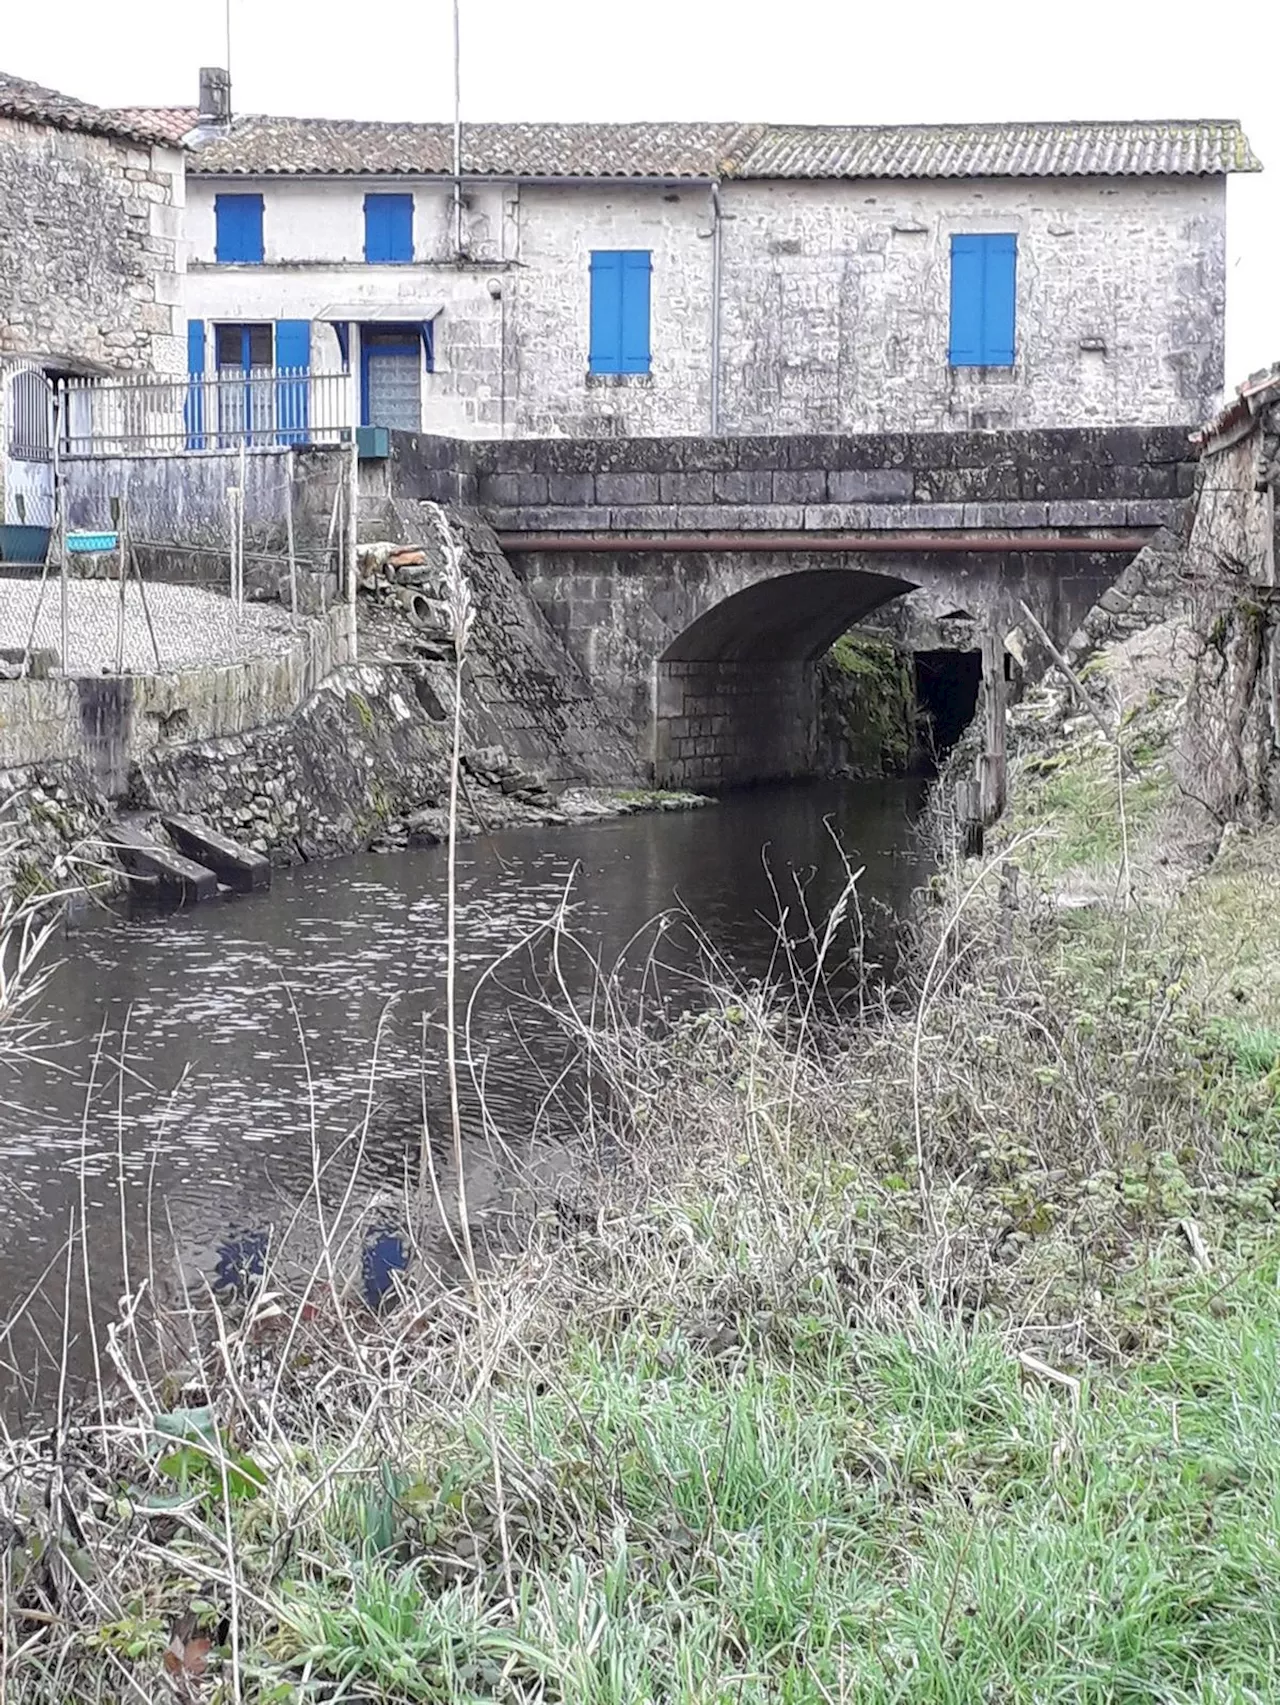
365, 194, 414, 264
949, 234, 1017, 367
214, 194, 264, 264
589, 250, 652, 375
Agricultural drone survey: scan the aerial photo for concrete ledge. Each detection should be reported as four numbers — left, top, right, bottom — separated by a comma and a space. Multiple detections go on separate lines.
493, 497, 1149, 538
162, 813, 272, 891
107, 823, 218, 905
0, 605, 356, 794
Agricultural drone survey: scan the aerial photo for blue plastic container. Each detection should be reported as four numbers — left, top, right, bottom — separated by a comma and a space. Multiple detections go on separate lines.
66, 530, 119, 554
0, 524, 51, 564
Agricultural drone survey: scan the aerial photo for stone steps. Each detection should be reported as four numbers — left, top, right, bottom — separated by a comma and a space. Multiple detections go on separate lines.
107, 815, 271, 908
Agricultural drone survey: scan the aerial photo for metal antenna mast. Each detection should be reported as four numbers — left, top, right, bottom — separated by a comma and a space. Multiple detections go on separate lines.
452, 0, 464, 257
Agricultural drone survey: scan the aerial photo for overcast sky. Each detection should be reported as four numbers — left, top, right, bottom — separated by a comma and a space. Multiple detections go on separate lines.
8, 0, 1277, 389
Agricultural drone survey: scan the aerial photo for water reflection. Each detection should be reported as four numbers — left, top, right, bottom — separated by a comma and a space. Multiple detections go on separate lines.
0, 779, 927, 1415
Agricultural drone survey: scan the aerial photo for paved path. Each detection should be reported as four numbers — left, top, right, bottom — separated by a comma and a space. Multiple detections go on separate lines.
0, 578, 299, 674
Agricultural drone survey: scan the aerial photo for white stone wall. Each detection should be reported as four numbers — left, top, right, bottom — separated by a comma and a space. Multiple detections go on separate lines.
718, 175, 1226, 431
181, 169, 1226, 438
185, 176, 510, 266
506, 182, 715, 437
185, 176, 512, 435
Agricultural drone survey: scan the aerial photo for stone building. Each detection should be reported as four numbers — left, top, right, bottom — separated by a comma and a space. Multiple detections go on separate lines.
0, 70, 188, 530
179, 100, 1259, 439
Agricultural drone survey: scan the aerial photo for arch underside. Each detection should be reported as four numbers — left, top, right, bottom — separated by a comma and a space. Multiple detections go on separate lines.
659, 568, 919, 665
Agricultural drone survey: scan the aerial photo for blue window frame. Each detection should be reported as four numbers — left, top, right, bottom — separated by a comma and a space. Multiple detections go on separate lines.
949, 234, 1017, 367
589, 250, 652, 375
215, 323, 272, 374
359, 323, 433, 429
214, 193, 264, 264
364, 194, 414, 264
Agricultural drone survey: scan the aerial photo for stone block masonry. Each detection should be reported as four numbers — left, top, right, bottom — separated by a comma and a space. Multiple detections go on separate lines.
377, 424, 1193, 787
0, 603, 355, 796
654, 661, 819, 789
382, 423, 1195, 536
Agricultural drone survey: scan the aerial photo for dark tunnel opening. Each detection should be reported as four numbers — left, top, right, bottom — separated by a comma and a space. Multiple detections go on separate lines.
915, 649, 983, 758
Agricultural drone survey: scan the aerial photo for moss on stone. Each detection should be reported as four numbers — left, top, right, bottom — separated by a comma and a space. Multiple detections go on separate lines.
819, 632, 918, 776
347, 690, 375, 732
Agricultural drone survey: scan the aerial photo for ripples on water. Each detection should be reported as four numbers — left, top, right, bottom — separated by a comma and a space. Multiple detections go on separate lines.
0, 779, 927, 1414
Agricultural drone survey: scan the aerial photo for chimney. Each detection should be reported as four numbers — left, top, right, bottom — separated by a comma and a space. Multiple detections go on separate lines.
198, 67, 231, 126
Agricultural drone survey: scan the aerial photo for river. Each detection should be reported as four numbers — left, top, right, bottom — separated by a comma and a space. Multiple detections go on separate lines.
0, 778, 928, 1419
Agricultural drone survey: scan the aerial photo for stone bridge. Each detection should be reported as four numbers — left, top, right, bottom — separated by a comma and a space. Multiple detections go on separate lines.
385, 425, 1194, 786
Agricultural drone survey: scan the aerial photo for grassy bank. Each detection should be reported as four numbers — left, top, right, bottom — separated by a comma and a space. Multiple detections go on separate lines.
5, 625, 1280, 1701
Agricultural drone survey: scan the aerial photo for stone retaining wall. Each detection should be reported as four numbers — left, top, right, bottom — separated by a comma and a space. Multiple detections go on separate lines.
0, 605, 355, 796
654, 660, 818, 788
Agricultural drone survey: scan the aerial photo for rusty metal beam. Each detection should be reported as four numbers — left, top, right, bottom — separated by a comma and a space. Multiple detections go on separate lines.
495, 531, 1151, 555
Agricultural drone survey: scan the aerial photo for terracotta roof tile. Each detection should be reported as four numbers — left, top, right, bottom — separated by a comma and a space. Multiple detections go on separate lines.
191, 118, 760, 177
0, 69, 183, 147
111, 106, 199, 146
737, 119, 1261, 180
188, 114, 1260, 180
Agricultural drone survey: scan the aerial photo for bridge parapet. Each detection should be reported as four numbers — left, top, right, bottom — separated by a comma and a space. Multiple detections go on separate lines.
382, 425, 1195, 541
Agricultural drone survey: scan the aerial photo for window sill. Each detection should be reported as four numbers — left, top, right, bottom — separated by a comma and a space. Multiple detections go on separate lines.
586, 372, 654, 388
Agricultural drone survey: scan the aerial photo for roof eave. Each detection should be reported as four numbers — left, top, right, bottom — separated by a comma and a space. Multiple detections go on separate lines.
190, 166, 719, 184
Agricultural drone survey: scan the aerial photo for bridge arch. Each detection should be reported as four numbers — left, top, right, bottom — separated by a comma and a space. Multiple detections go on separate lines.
655, 566, 923, 787
519, 543, 1123, 788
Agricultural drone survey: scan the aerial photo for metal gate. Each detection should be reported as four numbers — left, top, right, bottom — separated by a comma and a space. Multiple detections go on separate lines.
3, 364, 55, 529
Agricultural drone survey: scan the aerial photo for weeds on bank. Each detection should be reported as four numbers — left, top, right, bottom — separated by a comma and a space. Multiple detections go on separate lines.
2, 866, 1279, 1703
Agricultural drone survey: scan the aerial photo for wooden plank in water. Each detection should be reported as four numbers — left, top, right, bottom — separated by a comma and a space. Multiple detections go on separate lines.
107, 823, 218, 906
162, 814, 271, 894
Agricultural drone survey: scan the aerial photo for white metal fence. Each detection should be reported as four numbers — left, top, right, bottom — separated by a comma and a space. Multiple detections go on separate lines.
60, 368, 356, 455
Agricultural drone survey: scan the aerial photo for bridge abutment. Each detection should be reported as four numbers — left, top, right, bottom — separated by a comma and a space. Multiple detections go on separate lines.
654, 660, 819, 788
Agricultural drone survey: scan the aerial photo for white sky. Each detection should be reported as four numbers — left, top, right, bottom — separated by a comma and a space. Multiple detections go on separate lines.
8, 0, 1278, 391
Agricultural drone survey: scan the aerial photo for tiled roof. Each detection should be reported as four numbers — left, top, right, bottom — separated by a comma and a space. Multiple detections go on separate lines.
1190, 361, 1280, 451
739, 119, 1261, 179
111, 106, 199, 146
0, 70, 183, 147
191, 118, 760, 177
188, 114, 1261, 180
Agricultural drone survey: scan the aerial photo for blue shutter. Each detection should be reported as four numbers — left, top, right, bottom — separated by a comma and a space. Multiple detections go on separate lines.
364, 195, 384, 262
215, 194, 263, 263
388, 196, 412, 262
365, 195, 413, 263
275, 320, 311, 445
981, 235, 1017, 367
620, 251, 652, 374
950, 234, 1017, 367
185, 319, 206, 449
949, 236, 984, 366
275, 319, 310, 372
589, 251, 622, 373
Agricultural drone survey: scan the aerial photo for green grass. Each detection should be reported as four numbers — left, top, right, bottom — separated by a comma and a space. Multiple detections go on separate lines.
1017, 741, 1172, 878
14, 633, 1280, 1702
255, 1285, 1280, 1703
